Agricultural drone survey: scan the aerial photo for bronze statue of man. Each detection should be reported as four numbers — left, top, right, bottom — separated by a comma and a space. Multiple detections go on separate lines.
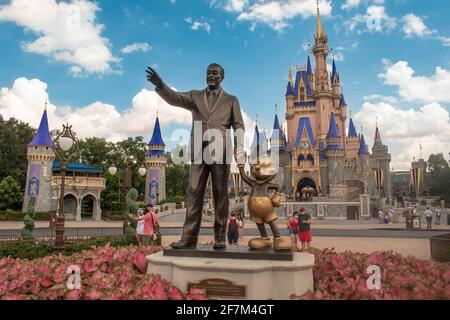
146, 64, 245, 249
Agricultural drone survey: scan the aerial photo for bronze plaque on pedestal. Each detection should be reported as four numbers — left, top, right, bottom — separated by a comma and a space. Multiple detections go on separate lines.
187, 278, 246, 299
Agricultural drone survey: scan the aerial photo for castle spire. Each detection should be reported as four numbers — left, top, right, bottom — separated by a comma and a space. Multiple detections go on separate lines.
288, 60, 293, 84
348, 118, 357, 138
358, 134, 369, 155
315, 0, 323, 40
307, 56, 313, 75
29, 103, 53, 148
148, 115, 165, 152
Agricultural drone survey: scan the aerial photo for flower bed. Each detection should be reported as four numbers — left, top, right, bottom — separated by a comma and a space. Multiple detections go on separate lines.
295, 248, 450, 300
0, 244, 206, 300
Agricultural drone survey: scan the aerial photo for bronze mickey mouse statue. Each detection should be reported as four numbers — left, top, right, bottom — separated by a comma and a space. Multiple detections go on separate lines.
235, 150, 291, 251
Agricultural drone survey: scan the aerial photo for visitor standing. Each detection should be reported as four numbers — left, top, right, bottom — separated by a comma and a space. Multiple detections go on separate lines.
297, 208, 312, 250
424, 207, 433, 230
287, 211, 300, 250
436, 206, 441, 225
128, 204, 159, 246
135, 208, 146, 247
227, 212, 239, 246
378, 209, 384, 224
237, 212, 244, 239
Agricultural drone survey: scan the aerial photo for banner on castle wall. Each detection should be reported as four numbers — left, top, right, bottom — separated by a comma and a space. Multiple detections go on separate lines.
28, 164, 41, 208
149, 169, 159, 205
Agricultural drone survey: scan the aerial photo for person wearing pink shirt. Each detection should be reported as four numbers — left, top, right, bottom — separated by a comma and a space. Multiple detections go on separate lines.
128, 204, 159, 246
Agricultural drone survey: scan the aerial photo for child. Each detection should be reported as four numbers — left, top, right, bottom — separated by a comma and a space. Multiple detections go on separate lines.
227, 212, 240, 246
298, 207, 312, 250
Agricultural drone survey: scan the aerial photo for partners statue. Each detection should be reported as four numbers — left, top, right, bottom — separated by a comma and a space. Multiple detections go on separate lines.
146, 64, 245, 249
236, 153, 291, 251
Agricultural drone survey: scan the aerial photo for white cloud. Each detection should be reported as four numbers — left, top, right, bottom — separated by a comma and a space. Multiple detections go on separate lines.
0, 0, 119, 76
379, 60, 450, 103
341, 0, 361, 10
363, 94, 398, 104
0, 77, 259, 156
185, 17, 212, 33
0, 77, 192, 142
224, 0, 248, 13
121, 42, 151, 54
355, 101, 450, 170
402, 13, 433, 38
346, 5, 396, 33
438, 36, 450, 47
234, 0, 332, 32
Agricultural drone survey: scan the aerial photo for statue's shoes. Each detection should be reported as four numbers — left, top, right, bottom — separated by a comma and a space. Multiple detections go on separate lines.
213, 241, 226, 249
248, 237, 272, 250
170, 240, 197, 249
273, 237, 292, 251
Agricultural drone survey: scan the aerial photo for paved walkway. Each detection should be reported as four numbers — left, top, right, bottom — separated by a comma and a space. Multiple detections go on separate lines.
160, 236, 431, 260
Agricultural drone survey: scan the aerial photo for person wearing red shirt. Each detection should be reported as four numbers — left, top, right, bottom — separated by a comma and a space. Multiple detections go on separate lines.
128, 204, 159, 246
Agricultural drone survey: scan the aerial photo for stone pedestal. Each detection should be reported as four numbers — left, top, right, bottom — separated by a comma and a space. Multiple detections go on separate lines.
147, 247, 314, 300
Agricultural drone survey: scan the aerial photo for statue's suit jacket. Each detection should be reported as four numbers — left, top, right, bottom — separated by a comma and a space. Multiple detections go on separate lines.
156, 84, 245, 163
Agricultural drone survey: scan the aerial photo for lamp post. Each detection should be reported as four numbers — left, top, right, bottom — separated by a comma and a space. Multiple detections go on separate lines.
53, 123, 79, 254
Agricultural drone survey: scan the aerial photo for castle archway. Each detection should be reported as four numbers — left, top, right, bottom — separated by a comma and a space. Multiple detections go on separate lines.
63, 194, 78, 217
81, 194, 96, 220
296, 177, 318, 202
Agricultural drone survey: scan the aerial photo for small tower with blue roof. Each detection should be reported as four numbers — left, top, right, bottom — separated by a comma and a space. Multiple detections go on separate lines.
145, 114, 167, 205
325, 112, 346, 197
23, 101, 56, 212
346, 115, 360, 159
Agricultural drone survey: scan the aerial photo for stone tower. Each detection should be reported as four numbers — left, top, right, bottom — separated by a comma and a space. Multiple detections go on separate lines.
358, 134, 370, 193
23, 106, 55, 212
369, 126, 392, 198
145, 115, 167, 205
325, 112, 346, 198
345, 117, 359, 159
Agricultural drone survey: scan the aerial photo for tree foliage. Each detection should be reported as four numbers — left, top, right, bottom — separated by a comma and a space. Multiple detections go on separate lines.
428, 153, 450, 203
165, 156, 189, 199
0, 117, 35, 188
0, 176, 23, 210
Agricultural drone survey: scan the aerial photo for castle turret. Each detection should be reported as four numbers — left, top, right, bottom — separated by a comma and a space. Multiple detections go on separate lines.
346, 117, 359, 159
331, 58, 340, 97
325, 112, 345, 196
23, 104, 55, 212
145, 115, 167, 205
369, 126, 392, 198
306, 56, 314, 89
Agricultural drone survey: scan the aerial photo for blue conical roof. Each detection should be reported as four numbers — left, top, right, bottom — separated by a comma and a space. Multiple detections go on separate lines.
307, 56, 313, 75
331, 58, 339, 82
348, 118, 357, 138
29, 110, 53, 147
340, 93, 347, 106
148, 117, 165, 146
273, 114, 280, 130
326, 112, 341, 139
359, 134, 369, 155
286, 81, 294, 96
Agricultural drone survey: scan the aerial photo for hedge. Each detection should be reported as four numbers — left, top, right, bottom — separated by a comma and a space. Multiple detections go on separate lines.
0, 210, 51, 221
0, 235, 138, 260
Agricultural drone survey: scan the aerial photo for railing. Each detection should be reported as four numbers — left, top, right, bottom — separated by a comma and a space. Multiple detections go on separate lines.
0, 227, 123, 244
430, 233, 450, 262
51, 176, 106, 189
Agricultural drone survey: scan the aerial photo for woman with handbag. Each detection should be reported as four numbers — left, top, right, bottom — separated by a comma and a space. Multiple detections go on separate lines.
128, 204, 159, 246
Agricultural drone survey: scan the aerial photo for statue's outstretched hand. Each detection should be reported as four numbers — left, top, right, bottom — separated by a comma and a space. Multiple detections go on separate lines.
146, 67, 163, 88
234, 148, 246, 167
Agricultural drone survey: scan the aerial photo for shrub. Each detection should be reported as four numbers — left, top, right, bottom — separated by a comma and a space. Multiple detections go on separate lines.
0, 244, 208, 300
294, 248, 450, 300
0, 210, 51, 221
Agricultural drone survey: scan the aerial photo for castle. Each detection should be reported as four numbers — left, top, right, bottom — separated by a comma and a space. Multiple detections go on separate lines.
22, 105, 167, 219
253, 3, 392, 202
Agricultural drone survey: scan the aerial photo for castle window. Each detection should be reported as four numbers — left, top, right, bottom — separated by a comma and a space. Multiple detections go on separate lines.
307, 154, 314, 165
298, 154, 305, 165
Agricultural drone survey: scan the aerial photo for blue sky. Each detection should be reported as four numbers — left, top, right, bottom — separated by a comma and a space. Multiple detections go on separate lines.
0, 0, 449, 169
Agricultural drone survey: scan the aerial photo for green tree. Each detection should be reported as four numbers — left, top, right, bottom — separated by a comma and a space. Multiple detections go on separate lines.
165, 157, 189, 198
428, 153, 450, 203
0, 116, 35, 188
79, 137, 115, 168
0, 176, 23, 210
